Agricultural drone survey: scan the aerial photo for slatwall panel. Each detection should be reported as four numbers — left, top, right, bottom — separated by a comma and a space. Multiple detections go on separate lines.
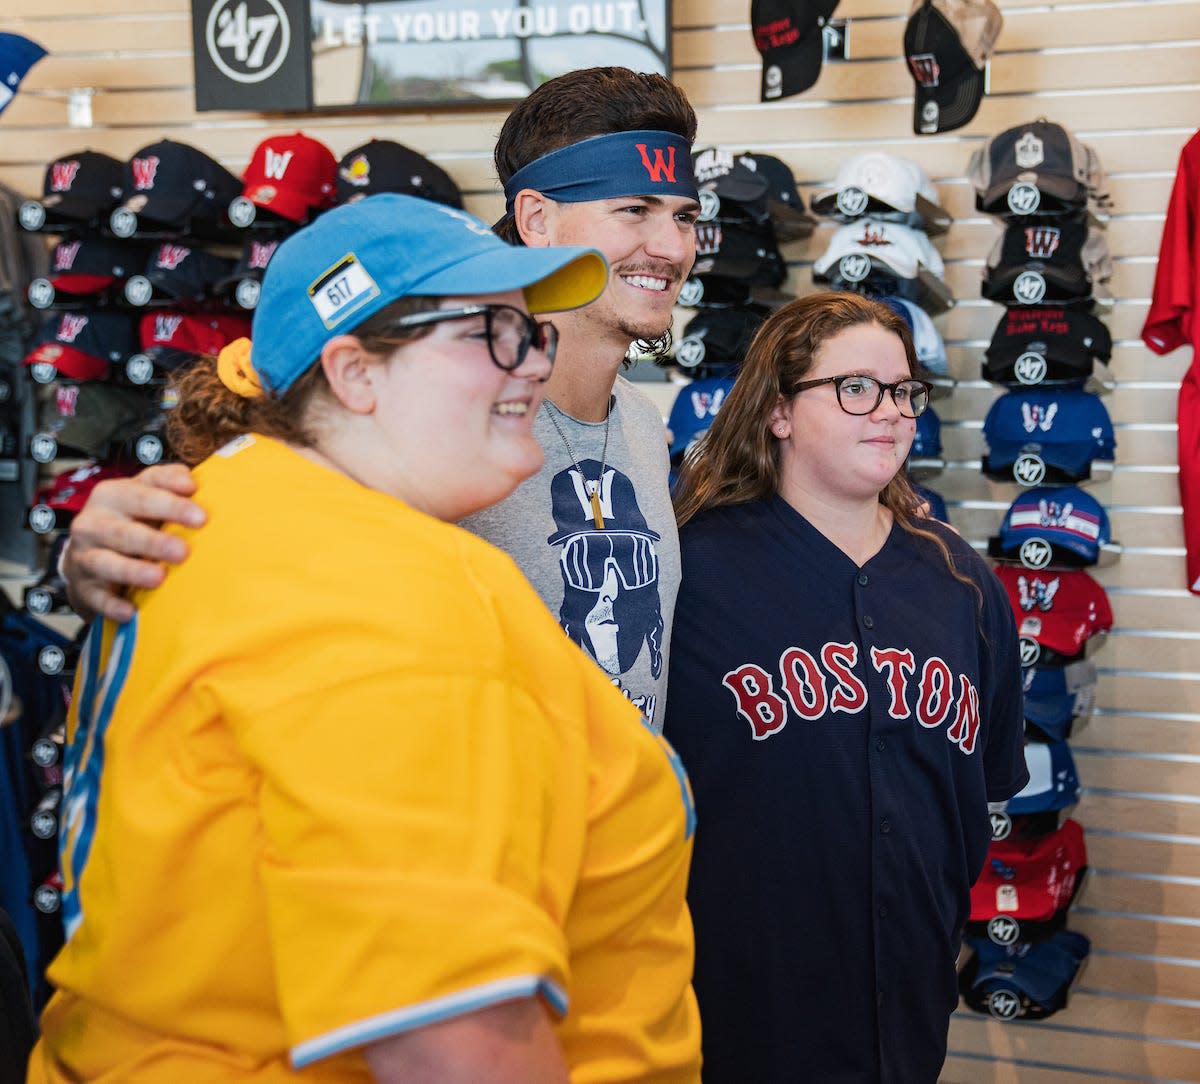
1, 1, 1198, 1079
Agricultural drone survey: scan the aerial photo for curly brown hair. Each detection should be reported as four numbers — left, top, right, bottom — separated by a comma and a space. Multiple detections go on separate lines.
166, 297, 438, 467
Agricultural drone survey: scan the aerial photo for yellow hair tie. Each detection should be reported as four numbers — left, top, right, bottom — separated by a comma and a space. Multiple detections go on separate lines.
216, 338, 265, 399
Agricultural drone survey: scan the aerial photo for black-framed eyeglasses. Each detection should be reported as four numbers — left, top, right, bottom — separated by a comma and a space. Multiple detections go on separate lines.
389, 303, 558, 373
790, 373, 933, 418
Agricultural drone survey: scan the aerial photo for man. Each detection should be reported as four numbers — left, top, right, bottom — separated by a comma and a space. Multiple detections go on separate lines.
62, 67, 699, 730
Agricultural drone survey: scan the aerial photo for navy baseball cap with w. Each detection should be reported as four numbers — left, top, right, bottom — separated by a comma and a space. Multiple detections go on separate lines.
110, 139, 242, 237
983, 389, 1115, 485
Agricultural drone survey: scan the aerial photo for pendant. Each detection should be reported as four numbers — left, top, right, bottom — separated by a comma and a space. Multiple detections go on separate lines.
590, 489, 605, 530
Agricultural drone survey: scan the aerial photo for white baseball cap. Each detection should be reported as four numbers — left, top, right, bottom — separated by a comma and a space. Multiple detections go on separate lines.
811, 152, 951, 233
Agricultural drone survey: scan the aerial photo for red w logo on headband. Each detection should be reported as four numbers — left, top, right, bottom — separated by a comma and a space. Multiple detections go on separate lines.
50, 160, 81, 192
131, 155, 160, 191
636, 144, 677, 184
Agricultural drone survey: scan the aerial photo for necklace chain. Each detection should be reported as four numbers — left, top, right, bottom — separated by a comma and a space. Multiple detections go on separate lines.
542, 397, 611, 529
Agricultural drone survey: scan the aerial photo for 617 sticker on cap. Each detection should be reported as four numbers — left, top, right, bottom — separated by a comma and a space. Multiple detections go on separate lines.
309, 254, 379, 330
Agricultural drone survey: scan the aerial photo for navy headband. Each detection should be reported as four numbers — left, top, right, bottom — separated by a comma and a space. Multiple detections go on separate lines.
502, 130, 698, 216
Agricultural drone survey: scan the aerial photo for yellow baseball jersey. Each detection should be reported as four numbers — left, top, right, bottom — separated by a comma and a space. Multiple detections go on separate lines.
30, 434, 700, 1083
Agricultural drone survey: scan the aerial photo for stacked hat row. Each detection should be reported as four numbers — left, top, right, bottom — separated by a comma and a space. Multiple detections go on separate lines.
957, 119, 1120, 1023
665, 147, 815, 473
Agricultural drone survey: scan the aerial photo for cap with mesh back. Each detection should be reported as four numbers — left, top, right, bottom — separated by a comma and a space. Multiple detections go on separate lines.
905, 0, 1003, 135
968, 119, 1108, 219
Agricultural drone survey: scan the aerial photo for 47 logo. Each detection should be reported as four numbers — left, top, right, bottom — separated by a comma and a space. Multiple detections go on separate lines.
205, 0, 291, 85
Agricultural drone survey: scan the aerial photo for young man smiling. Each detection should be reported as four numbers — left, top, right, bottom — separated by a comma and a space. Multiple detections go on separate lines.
62, 67, 700, 731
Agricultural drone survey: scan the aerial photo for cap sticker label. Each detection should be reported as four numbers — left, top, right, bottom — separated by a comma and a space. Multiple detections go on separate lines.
697, 189, 720, 222
1007, 182, 1041, 215
1012, 271, 1047, 304
839, 253, 871, 282
1019, 636, 1042, 666
988, 989, 1022, 1020
836, 186, 868, 217
764, 64, 783, 99
1015, 132, 1044, 169
676, 336, 705, 368
1013, 453, 1046, 486
1014, 350, 1048, 385
1019, 536, 1054, 570
309, 253, 380, 330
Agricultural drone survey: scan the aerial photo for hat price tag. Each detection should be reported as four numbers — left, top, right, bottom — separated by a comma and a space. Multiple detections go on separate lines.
822, 19, 850, 62
67, 87, 93, 129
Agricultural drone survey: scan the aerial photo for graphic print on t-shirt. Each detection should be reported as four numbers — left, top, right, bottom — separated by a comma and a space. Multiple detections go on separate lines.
548, 459, 664, 721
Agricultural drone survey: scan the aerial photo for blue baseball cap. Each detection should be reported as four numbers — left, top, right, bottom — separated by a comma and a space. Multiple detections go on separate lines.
913, 483, 949, 524
0, 33, 46, 117
911, 403, 942, 458
963, 930, 1090, 1020
1008, 742, 1079, 815
983, 389, 1115, 486
988, 485, 1112, 569
878, 294, 948, 377
249, 193, 608, 395
1023, 660, 1097, 738
668, 377, 734, 460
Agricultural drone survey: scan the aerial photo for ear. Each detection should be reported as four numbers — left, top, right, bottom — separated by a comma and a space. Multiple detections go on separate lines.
513, 188, 553, 249
320, 335, 378, 416
768, 395, 791, 439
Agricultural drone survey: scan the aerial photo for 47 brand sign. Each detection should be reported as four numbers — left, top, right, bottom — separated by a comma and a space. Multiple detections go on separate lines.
192, 0, 311, 111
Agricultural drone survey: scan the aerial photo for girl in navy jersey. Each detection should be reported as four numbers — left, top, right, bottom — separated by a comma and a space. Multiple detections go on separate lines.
665, 292, 1027, 1084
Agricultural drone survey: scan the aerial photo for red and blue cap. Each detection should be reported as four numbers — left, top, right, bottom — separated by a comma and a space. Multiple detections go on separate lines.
994, 565, 1113, 662
989, 485, 1113, 569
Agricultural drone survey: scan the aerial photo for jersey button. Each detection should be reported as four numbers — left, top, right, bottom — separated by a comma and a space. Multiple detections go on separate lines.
863, 615, 875, 629
858, 573, 869, 587
880, 818, 891, 834
876, 738, 886, 752
878, 906, 889, 919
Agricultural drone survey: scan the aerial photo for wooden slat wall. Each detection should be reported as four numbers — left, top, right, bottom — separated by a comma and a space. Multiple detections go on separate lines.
2, 1, 1198, 1079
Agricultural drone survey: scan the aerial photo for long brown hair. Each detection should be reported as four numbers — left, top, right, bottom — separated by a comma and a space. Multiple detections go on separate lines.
166, 297, 438, 467
673, 292, 978, 596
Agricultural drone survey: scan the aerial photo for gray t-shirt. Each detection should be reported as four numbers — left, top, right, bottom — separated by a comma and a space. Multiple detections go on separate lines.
461, 376, 680, 731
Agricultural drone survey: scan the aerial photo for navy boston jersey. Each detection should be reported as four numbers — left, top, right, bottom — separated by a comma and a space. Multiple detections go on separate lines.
664, 496, 1027, 1084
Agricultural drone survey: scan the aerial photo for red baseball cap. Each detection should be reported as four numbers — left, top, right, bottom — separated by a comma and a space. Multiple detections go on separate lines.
994, 566, 1113, 659
971, 818, 1087, 924
33, 462, 131, 514
241, 132, 337, 223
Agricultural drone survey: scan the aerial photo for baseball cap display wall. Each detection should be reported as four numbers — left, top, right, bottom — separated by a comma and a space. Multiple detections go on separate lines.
335, 140, 464, 209
751, 0, 840, 101
692, 147, 815, 243
811, 152, 951, 234
982, 389, 1115, 487
904, 0, 1002, 135
969, 120, 1111, 221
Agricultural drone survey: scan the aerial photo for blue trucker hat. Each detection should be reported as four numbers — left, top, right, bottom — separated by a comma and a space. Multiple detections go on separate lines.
983, 389, 1115, 486
989, 485, 1112, 569
250, 193, 608, 395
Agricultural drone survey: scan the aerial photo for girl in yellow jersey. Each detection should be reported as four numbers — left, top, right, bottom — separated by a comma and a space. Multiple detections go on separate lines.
29, 194, 700, 1084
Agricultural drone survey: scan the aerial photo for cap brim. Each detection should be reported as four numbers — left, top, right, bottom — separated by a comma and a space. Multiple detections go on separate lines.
23, 343, 110, 380
419, 246, 608, 316
245, 184, 312, 224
